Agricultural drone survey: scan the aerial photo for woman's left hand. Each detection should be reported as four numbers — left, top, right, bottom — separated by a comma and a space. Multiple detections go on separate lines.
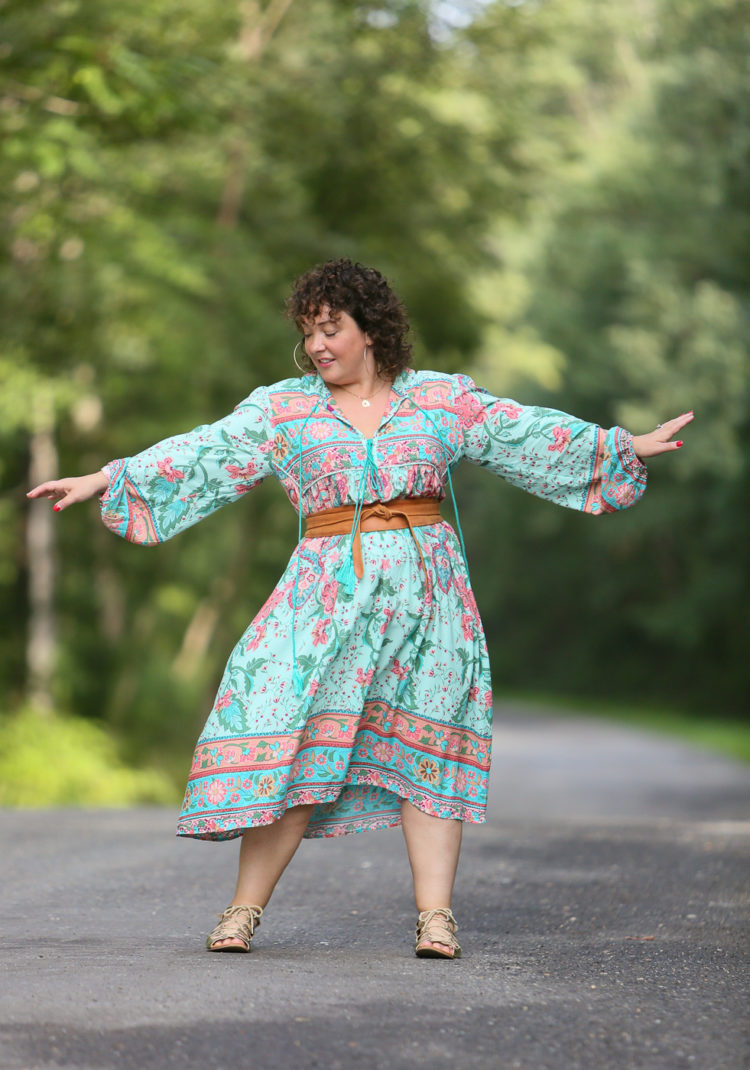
631, 411, 694, 460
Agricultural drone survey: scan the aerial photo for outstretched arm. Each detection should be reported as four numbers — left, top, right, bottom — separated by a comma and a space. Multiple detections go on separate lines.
27, 386, 274, 545
453, 374, 693, 515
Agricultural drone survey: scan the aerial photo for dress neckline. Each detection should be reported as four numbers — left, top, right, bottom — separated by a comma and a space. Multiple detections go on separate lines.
317, 369, 411, 440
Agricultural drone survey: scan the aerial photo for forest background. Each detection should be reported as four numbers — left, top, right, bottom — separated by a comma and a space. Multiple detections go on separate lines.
2, 0, 748, 803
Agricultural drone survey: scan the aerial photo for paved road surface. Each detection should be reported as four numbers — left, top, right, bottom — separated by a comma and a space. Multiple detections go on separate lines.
2, 703, 749, 1070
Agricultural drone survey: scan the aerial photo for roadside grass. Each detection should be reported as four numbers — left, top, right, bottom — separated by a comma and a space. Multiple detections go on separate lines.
500, 691, 750, 764
0, 707, 179, 807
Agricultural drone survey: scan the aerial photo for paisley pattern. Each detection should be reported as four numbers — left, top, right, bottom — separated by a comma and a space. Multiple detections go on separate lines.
100, 369, 647, 839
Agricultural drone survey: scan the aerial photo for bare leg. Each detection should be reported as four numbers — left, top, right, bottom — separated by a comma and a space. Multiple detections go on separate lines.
400, 799, 462, 955
212, 803, 314, 948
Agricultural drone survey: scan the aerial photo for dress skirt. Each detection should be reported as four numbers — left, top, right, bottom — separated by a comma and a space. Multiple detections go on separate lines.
176, 524, 493, 839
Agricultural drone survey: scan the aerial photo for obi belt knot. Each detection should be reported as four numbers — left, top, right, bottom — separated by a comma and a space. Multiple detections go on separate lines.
304, 497, 442, 581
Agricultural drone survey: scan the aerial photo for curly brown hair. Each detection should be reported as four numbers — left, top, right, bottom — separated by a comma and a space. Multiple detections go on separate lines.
286, 258, 413, 377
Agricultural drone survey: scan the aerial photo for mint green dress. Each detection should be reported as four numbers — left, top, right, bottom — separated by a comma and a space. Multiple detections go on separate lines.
100, 369, 647, 839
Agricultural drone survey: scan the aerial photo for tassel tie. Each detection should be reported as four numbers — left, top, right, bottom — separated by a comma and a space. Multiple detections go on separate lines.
337, 439, 377, 592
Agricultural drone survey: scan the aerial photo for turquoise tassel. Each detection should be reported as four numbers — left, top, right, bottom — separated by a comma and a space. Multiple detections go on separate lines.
292, 665, 305, 698
337, 553, 357, 594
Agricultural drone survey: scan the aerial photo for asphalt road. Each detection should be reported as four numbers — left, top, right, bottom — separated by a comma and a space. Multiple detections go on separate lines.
2, 703, 749, 1070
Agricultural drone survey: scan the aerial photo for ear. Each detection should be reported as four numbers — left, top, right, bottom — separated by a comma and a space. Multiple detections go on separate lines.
365, 334, 373, 347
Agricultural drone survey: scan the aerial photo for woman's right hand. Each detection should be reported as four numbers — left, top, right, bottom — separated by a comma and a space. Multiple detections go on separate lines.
27, 471, 109, 512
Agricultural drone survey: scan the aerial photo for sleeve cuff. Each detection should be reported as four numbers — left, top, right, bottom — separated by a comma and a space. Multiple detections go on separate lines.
616, 428, 648, 480
99, 459, 127, 506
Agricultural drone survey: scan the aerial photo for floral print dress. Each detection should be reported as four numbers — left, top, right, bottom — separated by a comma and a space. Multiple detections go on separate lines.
100, 369, 647, 839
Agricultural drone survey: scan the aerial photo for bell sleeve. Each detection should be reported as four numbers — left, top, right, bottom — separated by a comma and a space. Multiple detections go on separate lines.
453, 374, 647, 514
98, 386, 273, 544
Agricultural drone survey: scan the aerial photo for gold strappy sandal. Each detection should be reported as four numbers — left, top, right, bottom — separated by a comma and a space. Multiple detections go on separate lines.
415, 907, 462, 959
206, 904, 263, 953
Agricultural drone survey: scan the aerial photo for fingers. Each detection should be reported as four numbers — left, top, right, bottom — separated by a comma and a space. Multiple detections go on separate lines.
632, 411, 693, 460
53, 493, 77, 513
658, 411, 693, 438
26, 481, 66, 500
26, 479, 78, 509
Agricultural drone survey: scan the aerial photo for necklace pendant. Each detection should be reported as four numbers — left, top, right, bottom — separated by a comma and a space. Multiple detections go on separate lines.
361, 399, 371, 407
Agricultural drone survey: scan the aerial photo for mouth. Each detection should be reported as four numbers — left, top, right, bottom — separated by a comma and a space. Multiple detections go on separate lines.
316, 357, 335, 369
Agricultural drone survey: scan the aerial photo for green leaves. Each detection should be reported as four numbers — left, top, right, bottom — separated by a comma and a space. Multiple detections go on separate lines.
4, 0, 747, 763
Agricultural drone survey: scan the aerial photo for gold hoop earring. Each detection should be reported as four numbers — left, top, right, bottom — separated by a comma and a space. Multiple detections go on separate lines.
293, 341, 305, 373
363, 344, 368, 367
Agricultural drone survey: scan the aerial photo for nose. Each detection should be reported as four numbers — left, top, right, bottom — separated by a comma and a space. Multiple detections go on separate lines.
310, 333, 327, 353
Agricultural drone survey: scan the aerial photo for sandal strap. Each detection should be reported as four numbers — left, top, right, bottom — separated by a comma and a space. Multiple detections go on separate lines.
206, 904, 263, 950
415, 907, 461, 952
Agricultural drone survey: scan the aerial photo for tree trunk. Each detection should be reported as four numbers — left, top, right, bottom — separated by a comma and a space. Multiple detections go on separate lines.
217, 0, 297, 228
26, 392, 58, 712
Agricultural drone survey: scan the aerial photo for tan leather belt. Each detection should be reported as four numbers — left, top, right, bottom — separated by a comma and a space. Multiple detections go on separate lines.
304, 497, 442, 580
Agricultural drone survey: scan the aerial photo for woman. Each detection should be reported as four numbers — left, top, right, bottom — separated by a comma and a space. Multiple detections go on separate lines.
28, 258, 692, 959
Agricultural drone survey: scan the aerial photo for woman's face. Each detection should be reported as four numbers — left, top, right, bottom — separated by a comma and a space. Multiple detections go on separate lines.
301, 305, 373, 386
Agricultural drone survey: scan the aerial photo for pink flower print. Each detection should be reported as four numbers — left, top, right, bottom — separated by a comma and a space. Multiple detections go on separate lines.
390, 659, 409, 681
307, 421, 332, 441
321, 580, 338, 613
157, 456, 185, 482
335, 473, 349, 501
484, 690, 493, 710
257, 584, 286, 624
378, 558, 392, 572
319, 452, 337, 475
356, 667, 375, 688
461, 613, 474, 641
548, 426, 572, 453
454, 392, 486, 430
371, 741, 394, 763
246, 624, 266, 651
390, 442, 412, 464
468, 686, 479, 703
205, 780, 227, 806
454, 769, 467, 793
312, 619, 329, 646
379, 607, 395, 635
225, 460, 258, 481
615, 483, 636, 506
215, 689, 234, 710
489, 401, 522, 420
378, 471, 394, 499
308, 679, 319, 698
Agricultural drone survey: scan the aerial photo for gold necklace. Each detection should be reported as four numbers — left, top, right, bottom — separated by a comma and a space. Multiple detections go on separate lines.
335, 380, 390, 408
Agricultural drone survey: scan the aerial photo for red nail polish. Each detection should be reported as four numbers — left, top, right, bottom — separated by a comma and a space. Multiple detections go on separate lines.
53, 503, 60, 512
676, 441, 683, 448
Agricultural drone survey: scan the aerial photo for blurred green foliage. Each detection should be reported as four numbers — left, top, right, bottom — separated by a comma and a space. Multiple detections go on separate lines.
1, 0, 748, 797
0, 707, 176, 805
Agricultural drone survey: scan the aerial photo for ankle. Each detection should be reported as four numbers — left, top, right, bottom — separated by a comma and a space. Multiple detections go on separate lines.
416, 901, 452, 914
